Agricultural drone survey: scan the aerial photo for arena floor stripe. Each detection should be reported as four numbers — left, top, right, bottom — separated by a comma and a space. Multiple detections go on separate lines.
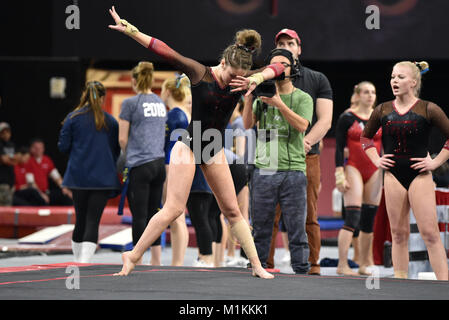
0, 264, 448, 300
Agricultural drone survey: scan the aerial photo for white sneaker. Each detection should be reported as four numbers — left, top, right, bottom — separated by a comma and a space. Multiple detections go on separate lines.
224, 256, 234, 265
280, 252, 291, 265
236, 257, 249, 268
192, 258, 214, 268
225, 257, 239, 267
226, 256, 249, 268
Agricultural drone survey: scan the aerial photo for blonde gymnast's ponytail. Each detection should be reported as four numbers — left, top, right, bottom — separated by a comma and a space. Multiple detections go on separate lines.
394, 60, 429, 97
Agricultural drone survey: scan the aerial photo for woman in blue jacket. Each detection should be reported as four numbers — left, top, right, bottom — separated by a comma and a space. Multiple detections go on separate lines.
58, 81, 121, 263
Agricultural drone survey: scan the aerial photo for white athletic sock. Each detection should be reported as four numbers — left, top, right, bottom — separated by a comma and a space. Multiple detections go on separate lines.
79, 242, 97, 263
71, 240, 82, 262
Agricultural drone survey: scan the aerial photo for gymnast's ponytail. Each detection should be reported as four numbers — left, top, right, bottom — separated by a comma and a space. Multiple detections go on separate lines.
162, 74, 191, 103
221, 29, 262, 70
415, 61, 430, 75
414, 61, 429, 97
132, 61, 154, 93
65, 81, 107, 131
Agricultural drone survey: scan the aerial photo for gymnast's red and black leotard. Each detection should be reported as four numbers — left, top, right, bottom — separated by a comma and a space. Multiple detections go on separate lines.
335, 111, 382, 183
147, 37, 285, 163
361, 100, 449, 190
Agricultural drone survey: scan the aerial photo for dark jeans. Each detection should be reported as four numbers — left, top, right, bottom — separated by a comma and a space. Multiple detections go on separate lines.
127, 158, 166, 246
267, 154, 322, 270
251, 169, 309, 273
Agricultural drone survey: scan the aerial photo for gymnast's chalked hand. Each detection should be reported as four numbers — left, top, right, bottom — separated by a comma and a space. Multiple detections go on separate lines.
336, 180, 350, 193
108, 6, 126, 33
230, 76, 256, 97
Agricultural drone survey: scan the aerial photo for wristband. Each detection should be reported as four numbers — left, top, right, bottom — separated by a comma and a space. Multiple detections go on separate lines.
335, 170, 345, 185
267, 62, 285, 77
120, 19, 139, 36
246, 72, 265, 89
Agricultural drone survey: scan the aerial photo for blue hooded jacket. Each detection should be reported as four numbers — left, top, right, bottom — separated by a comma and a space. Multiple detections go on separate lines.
58, 107, 121, 194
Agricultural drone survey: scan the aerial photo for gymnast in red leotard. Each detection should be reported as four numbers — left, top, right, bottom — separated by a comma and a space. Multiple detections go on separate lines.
338, 112, 382, 183
334, 81, 383, 276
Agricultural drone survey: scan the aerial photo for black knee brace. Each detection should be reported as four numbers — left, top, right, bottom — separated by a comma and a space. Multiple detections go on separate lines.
359, 204, 378, 233
342, 206, 361, 233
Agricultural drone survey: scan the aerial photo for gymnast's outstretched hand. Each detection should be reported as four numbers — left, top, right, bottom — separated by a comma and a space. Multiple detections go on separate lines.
108, 6, 126, 33
230, 76, 256, 96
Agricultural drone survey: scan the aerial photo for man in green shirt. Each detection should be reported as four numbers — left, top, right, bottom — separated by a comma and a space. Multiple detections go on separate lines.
242, 48, 313, 274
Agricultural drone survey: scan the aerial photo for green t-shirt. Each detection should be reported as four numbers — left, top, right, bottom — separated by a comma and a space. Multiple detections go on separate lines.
253, 88, 313, 172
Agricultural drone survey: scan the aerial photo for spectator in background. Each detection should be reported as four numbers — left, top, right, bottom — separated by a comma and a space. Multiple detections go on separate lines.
266, 29, 333, 275
119, 61, 167, 266
13, 146, 48, 206
242, 48, 313, 274
0, 122, 17, 205
25, 138, 73, 205
58, 81, 121, 263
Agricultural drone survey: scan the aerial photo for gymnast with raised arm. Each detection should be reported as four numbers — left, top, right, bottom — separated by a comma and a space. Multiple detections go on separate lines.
108, 6, 285, 279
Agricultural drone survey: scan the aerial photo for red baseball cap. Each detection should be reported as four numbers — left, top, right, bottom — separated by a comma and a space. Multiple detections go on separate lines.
275, 29, 301, 45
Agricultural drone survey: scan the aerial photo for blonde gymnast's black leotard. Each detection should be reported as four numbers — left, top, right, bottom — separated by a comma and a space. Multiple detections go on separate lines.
361, 100, 449, 190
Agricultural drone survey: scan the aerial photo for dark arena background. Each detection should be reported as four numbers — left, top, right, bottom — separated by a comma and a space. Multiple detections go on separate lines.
0, 0, 449, 308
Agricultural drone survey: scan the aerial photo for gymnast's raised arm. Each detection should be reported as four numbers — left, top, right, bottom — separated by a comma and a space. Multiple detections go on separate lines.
108, 6, 205, 84
108, 6, 283, 94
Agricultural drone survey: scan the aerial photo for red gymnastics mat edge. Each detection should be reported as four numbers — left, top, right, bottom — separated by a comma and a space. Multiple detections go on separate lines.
0, 262, 122, 274
0, 206, 131, 238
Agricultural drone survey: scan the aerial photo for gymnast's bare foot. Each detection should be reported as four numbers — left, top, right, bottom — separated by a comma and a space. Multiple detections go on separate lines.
251, 264, 274, 279
358, 265, 372, 276
336, 266, 359, 276
113, 251, 140, 276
